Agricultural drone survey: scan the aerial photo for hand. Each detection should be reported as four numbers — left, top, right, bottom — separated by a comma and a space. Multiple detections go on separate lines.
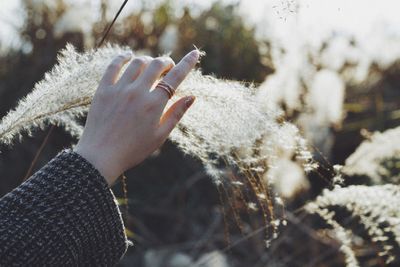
74, 50, 200, 186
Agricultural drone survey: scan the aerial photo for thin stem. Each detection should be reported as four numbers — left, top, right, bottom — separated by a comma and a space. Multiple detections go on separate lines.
97, 0, 129, 48
22, 125, 55, 182
1, 98, 90, 140
121, 173, 129, 220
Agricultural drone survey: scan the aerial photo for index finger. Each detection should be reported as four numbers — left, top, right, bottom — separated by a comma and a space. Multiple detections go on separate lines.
151, 49, 200, 101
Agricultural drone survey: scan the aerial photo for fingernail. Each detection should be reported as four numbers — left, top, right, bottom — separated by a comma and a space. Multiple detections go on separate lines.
185, 96, 195, 108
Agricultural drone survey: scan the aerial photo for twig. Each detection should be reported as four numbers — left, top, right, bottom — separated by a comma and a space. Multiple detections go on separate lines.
22, 126, 55, 182
97, 0, 129, 48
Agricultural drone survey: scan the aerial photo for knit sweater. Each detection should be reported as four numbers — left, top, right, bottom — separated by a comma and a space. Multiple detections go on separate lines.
0, 149, 129, 266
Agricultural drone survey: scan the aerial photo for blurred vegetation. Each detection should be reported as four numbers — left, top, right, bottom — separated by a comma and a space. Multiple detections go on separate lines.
101, 2, 272, 82
0, 2, 275, 266
1, 0, 400, 266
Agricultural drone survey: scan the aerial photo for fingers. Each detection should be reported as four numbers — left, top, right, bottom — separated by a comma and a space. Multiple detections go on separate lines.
136, 57, 175, 89
100, 52, 132, 86
164, 50, 200, 88
157, 96, 195, 138
118, 56, 153, 85
151, 49, 200, 102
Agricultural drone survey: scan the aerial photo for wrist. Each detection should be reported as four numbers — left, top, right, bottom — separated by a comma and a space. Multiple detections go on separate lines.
73, 145, 121, 186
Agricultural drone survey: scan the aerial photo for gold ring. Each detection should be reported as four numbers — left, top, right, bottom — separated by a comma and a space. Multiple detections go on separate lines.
156, 80, 175, 99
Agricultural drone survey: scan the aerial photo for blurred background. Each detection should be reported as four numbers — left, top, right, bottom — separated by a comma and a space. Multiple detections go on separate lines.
1, 0, 400, 266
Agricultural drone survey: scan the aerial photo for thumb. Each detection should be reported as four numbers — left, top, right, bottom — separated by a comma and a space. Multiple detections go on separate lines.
158, 96, 195, 138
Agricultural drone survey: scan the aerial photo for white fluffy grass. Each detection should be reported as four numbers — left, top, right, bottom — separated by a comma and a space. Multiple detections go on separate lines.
0, 44, 314, 185
306, 184, 400, 265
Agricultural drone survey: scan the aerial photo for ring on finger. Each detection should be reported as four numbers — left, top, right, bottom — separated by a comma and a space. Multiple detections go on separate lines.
155, 80, 175, 99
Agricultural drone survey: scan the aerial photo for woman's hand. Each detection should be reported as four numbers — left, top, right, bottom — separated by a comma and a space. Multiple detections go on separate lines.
74, 50, 200, 186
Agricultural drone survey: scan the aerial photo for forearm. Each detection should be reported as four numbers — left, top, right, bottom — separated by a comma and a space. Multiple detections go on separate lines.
0, 149, 128, 266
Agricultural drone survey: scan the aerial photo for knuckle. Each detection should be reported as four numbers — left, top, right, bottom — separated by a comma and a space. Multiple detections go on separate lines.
164, 57, 175, 66
142, 56, 153, 63
132, 58, 146, 66
151, 58, 165, 68
170, 68, 184, 81
132, 57, 148, 66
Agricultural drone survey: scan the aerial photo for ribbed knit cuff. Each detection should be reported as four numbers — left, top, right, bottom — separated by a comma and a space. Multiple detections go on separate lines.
0, 148, 129, 266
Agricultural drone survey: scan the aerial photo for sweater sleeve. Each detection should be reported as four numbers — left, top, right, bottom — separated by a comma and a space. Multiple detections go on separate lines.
0, 148, 129, 266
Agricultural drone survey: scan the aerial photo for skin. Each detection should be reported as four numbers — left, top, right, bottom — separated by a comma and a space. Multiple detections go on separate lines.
74, 49, 200, 186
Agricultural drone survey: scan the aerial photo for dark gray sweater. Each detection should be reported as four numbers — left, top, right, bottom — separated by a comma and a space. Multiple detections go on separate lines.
0, 149, 129, 266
